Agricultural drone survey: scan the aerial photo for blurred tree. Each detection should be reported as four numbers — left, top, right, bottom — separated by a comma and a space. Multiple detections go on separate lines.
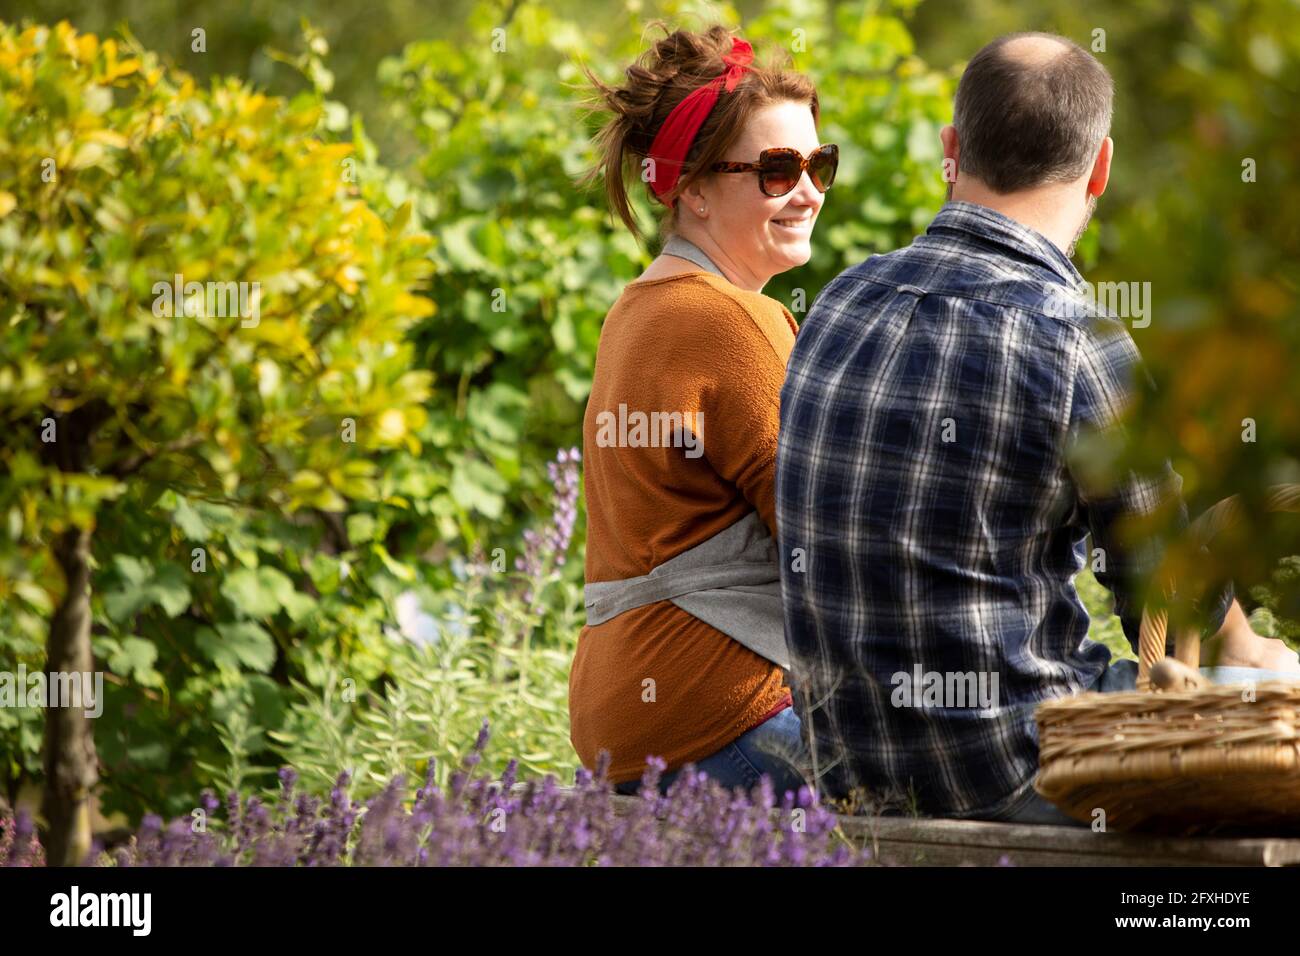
0, 0, 476, 163
901, 0, 1300, 629
0, 21, 432, 861
1039, 0, 1300, 628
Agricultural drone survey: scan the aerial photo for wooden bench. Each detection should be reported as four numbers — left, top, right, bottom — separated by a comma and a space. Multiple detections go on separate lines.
821, 813, 1300, 866
598, 792, 1300, 866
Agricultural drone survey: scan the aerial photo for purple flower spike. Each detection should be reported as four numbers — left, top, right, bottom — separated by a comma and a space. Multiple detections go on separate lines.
0, 725, 873, 868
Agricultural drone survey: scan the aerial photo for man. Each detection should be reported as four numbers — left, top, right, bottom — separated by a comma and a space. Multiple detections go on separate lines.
775, 33, 1298, 824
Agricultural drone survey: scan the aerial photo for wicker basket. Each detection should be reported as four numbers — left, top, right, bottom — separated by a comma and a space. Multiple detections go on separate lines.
1035, 485, 1300, 834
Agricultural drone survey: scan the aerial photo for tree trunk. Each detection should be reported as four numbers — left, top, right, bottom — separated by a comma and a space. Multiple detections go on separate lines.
41, 525, 99, 867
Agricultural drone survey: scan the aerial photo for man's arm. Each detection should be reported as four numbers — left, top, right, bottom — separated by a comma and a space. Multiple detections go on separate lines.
1068, 317, 1233, 654
1205, 599, 1300, 671
1072, 454, 1232, 654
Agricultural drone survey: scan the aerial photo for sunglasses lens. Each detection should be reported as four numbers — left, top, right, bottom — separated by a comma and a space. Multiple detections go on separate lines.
808, 147, 838, 192
760, 153, 801, 197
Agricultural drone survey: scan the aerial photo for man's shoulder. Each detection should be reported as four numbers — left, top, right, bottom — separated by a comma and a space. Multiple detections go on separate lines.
826, 242, 930, 293
803, 244, 926, 320
812, 234, 1101, 332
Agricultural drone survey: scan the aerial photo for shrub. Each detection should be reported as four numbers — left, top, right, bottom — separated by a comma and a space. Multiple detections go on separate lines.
0, 19, 433, 862
267, 450, 585, 798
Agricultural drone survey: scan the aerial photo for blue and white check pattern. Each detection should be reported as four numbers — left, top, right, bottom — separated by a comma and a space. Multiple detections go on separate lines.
776, 201, 1231, 816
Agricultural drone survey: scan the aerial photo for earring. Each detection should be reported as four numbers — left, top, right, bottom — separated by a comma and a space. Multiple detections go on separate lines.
698, 207, 705, 214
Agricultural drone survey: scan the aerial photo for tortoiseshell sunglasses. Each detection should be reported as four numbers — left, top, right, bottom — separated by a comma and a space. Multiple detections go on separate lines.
711, 144, 839, 198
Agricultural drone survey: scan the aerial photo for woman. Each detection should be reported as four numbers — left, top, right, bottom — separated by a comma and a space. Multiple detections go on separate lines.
570, 25, 837, 796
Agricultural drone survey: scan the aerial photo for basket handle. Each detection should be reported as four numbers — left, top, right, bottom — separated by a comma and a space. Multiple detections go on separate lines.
1135, 484, 1300, 690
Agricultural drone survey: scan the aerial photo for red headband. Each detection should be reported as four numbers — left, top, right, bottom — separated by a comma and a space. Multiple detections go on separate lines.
646, 37, 754, 206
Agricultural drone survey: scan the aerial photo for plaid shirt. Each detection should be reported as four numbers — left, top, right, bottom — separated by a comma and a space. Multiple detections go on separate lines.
776, 201, 1231, 816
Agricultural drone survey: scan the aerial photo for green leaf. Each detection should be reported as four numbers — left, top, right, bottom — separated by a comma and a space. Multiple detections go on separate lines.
346, 513, 377, 543
246, 674, 288, 732
151, 563, 193, 618
372, 542, 416, 582
449, 457, 508, 519
438, 218, 494, 272
172, 497, 208, 538
222, 566, 296, 619
108, 637, 162, 687
280, 590, 317, 623
111, 554, 151, 588
196, 622, 276, 673
103, 558, 191, 622
305, 554, 344, 595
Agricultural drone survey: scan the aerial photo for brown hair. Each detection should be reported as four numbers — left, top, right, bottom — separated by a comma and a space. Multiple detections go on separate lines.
583, 23, 819, 242
953, 32, 1113, 193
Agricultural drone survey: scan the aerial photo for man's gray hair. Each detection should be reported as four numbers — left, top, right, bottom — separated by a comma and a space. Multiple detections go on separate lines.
953, 32, 1113, 194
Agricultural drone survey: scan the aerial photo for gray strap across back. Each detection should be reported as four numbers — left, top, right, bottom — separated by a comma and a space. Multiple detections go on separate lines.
584, 513, 791, 670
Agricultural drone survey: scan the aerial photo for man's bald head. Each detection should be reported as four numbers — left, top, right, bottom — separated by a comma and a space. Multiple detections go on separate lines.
953, 32, 1113, 194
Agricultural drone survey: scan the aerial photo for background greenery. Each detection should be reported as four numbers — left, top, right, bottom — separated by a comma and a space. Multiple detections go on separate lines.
0, 0, 1297, 832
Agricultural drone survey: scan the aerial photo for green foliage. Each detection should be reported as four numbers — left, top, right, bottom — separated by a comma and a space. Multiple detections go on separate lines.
270, 616, 579, 798
376, 2, 640, 543
1076, 569, 1135, 662
953, 0, 1300, 629
0, 19, 435, 818
1248, 556, 1300, 652
265, 447, 583, 799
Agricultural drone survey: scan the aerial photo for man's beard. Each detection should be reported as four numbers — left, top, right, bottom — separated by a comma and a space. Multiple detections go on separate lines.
1066, 194, 1098, 258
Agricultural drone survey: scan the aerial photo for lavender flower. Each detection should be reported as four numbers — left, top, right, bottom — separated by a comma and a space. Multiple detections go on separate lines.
515, 447, 581, 596
0, 721, 885, 867
0, 809, 42, 867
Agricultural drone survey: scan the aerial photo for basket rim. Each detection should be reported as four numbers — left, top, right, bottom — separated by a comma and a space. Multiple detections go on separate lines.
1035, 680, 1300, 713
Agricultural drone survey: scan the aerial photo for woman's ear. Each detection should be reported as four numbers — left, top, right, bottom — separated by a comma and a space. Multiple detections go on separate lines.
677, 178, 709, 217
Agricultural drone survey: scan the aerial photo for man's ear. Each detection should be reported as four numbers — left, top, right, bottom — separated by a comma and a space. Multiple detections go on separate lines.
940, 124, 960, 173
1087, 137, 1113, 198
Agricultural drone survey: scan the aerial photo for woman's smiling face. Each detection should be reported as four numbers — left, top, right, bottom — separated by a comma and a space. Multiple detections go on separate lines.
684, 100, 827, 287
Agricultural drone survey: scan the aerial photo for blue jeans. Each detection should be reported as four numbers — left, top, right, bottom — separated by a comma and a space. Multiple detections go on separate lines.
614, 705, 808, 799
961, 658, 1300, 826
